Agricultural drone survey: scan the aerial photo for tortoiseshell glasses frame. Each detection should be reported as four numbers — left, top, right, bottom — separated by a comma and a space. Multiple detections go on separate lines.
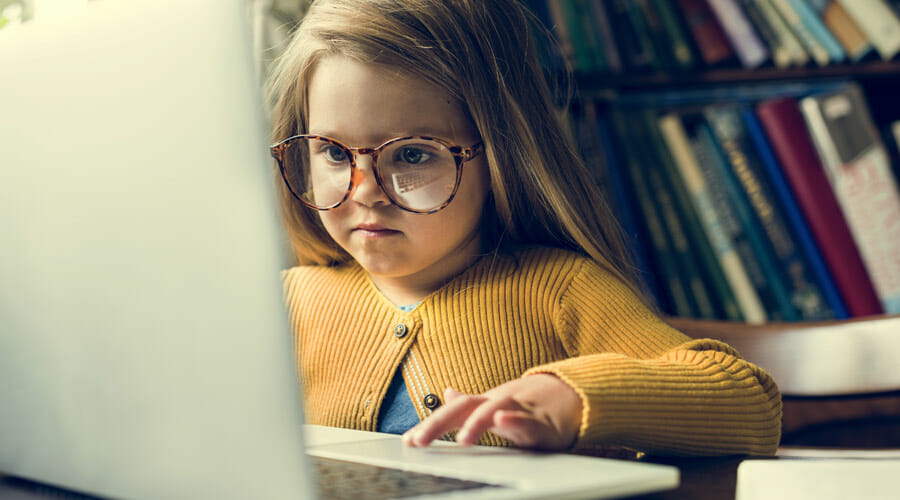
269, 134, 484, 214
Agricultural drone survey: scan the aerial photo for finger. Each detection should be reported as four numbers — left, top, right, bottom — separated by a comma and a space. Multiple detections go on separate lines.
492, 410, 574, 451
443, 387, 465, 403
455, 396, 527, 446
402, 393, 486, 447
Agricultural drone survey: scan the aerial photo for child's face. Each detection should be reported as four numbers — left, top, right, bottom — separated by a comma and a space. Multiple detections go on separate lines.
307, 56, 491, 302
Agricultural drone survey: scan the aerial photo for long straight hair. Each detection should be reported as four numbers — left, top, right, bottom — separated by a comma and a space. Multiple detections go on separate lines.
268, 0, 645, 299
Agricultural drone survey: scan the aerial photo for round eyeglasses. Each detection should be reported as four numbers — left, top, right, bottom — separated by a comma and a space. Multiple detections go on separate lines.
270, 135, 484, 214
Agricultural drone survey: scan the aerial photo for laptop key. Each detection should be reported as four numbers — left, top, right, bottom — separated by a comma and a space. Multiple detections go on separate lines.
311, 455, 505, 500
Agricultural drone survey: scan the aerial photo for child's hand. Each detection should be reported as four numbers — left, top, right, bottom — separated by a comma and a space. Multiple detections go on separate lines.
401, 374, 583, 451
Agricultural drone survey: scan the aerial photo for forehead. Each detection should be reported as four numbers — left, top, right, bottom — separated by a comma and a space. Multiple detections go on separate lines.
306, 56, 477, 145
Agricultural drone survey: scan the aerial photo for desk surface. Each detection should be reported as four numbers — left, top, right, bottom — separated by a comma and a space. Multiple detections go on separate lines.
2, 455, 738, 500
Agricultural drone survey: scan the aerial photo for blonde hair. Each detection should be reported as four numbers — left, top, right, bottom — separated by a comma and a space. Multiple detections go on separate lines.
268, 0, 643, 296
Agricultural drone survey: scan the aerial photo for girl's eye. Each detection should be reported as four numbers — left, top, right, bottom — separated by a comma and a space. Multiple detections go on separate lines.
395, 146, 432, 166
321, 145, 349, 163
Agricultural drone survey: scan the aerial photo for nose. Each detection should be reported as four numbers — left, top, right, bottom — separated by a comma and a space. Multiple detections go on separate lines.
349, 154, 390, 207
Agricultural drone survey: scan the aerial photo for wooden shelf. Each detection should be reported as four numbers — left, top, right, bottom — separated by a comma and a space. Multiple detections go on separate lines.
575, 59, 900, 93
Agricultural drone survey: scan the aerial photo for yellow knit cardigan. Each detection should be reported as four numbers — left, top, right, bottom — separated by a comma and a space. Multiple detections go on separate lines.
283, 246, 782, 456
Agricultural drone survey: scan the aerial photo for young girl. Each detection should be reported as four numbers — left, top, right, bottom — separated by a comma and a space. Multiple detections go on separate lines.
268, 0, 781, 456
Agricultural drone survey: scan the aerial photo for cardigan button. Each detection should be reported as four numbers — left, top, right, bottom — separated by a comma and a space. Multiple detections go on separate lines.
423, 393, 441, 410
393, 323, 409, 338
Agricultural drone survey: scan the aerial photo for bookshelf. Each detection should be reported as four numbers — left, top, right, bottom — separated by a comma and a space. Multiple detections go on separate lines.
532, 0, 900, 323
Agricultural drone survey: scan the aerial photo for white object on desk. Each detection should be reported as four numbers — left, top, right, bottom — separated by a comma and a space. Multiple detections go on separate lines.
736, 459, 900, 500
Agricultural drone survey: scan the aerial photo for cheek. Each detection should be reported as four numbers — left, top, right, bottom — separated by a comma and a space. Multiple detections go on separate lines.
317, 210, 345, 244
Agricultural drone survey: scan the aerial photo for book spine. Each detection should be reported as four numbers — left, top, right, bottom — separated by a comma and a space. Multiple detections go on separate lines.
610, 111, 697, 317
607, 0, 658, 71
658, 112, 768, 323
739, 0, 793, 68
799, 87, 900, 313
674, 0, 735, 66
757, 0, 811, 66
635, 0, 680, 70
572, 0, 609, 71
706, 0, 770, 67
648, 0, 697, 69
770, 0, 832, 66
821, 1, 874, 61
755, 96, 883, 316
741, 107, 850, 319
706, 104, 835, 320
586, 0, 624, 72
640, 109, 742, 320
592, 114, 660, 301
691, 115, 798, 320
631, 109, 719, 318
560, 0, 599, 72
836, 0, 900, 60
786, 0, 846, 63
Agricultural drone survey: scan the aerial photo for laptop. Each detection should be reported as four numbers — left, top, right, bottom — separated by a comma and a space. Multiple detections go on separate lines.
0, 1, 679, 498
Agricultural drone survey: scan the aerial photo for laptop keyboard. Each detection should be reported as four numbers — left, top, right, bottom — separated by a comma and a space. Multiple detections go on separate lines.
311, 456, 505, 500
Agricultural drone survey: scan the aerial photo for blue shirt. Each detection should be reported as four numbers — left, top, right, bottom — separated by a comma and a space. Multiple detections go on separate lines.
376, 303, 420, 434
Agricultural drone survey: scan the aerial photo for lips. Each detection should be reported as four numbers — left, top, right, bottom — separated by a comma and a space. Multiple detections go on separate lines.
353, 222, 400, 237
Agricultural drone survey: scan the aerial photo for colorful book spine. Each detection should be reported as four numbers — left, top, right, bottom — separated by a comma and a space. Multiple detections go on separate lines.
786, 0, 846, 63
705, 104, 836, 320
741, 107, 850, 319
756, 96, 883, 317
821, 1, 874, 61
639, 109, 742, 320
836, 0, 900, 60
706, 0, 769, 68
799, 84, 900, 313
690, 115, 797, 320
648, 0, 696, 69
674, 0, 735, 66
610, 111, 697, 317
756, 0, 811, 66
770, 0, 832, 66
738, 0, 793, 68
658, 112, 767, 323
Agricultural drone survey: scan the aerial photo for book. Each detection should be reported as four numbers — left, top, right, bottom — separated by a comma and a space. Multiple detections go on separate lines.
606, 0, 659, 71
609, 110, 697, 317
689, 113, 797, 320
785, 0, 847, 63
638, 109, 741, 320
631, 110, 719, 318
742, 107, 850, 319
836, 0, 900, 60
674, 0, 736, 66
756, 96, 883, 316
706, 0, 769, 68
821, 1, 875, 61
705, 103, 836, 320
589, 113, 659, 301
738, 0, 793, 68
585, 0, 623, 72
648, 0, 696, 69
634, 0, 681, 70
756, 0, 811, 66
799, 84, 900, 313
769, 0, 832, 66
658, 112, 768, 323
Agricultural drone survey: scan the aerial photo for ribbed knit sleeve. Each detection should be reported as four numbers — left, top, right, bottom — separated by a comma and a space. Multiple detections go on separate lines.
523, 258, 782, 456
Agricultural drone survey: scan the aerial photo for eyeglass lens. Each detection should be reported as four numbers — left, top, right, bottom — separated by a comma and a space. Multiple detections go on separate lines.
282, 137, 458, 212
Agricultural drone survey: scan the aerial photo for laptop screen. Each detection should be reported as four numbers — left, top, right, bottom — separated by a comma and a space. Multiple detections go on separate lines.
0, 1, 314, 498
